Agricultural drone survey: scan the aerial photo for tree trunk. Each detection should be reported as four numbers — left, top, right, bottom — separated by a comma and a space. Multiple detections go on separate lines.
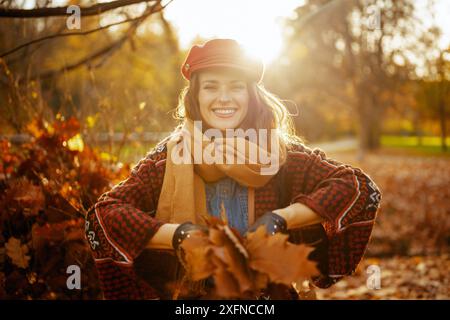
357, 94, 382, 151
438, 100, 447, 152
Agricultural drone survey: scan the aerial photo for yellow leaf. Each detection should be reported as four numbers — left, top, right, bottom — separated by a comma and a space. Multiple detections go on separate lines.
67, 133, 84, 152
100, 152, 117, 162
26, 119, 44, 138
86, 115, 97, 128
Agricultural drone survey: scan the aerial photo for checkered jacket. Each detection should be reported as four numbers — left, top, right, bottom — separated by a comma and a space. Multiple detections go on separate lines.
85, 140, 382, 299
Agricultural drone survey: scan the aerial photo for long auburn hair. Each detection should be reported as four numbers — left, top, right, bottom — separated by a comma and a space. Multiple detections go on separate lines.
173, 72, 302, 147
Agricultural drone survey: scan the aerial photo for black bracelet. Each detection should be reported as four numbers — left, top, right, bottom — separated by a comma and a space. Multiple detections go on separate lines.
172, 222, 208, 250
172, 222, 193, 250
247, 211, 288, 235
269, 211, 288, 234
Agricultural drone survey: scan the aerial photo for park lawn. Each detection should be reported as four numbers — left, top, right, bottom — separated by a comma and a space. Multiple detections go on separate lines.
381, 135, 449, 149
380, 135, 450, 156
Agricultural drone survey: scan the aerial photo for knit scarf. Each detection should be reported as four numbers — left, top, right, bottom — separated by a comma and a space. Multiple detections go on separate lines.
156, 120, 287, 225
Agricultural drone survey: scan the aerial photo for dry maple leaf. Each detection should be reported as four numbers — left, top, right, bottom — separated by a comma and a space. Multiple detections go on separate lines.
209, 227, 253, 296
210, 254, 242, 298
246, 226, 319, 286
5, 237, 31, 269
179, 230, 214, 281
6, 178, 45, 217
181, 218, 254, 298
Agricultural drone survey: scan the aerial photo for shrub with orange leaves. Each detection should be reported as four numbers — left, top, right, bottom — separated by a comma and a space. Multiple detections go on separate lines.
0, 117, 130, 299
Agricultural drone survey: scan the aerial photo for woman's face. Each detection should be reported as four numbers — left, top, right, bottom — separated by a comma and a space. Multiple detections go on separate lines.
197, 68, 249, 130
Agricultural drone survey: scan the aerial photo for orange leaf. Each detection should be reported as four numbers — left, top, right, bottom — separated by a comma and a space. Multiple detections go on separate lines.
180, 230, 214, 281
246, 226, 319, 286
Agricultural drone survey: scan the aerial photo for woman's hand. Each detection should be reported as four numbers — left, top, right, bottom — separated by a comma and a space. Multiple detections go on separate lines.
246, 203, 324, 236
246, 211, 288, 235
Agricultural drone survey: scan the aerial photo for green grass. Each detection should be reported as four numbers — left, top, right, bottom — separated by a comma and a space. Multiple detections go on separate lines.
381, 135, 450, 155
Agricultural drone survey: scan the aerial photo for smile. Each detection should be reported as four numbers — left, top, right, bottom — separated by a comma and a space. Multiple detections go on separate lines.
212, 108, 237, 118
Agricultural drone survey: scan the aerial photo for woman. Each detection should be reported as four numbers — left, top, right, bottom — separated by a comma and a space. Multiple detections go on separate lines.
85, 39, 382, 300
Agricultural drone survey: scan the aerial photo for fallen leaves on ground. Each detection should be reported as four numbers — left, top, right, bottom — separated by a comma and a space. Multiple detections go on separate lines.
316, 255, 450, 299
329, 152, 450, 257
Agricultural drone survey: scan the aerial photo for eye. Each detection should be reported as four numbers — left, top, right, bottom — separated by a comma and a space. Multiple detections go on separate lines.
203, 86, 217, 90
232, 85, 245, 91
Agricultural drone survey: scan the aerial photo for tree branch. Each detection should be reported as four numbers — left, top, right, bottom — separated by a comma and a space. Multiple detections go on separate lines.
0, 0, 159, 18
1, 6, 165, 58
23, 2, 163, 82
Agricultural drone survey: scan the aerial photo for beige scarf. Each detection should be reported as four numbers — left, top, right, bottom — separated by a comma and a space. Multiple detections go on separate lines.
156, 120, 287, 226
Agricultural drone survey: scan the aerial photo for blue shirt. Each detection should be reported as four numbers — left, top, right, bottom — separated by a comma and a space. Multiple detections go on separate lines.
205, 178, 249, 235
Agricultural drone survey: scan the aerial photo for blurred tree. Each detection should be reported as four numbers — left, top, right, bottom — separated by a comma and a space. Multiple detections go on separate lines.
269, 0, 434, 151
416, 47, 450, 151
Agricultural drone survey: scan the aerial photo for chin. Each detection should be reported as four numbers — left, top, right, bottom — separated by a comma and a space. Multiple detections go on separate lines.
211, 119, 241, 130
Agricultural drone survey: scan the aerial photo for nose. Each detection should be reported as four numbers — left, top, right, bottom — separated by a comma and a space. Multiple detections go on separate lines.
218, 90, 232, 104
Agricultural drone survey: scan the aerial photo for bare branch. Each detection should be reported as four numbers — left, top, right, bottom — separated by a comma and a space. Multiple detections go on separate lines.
23, 2, 162, 82
0, 0, 159, 18
1, 6, 165, 58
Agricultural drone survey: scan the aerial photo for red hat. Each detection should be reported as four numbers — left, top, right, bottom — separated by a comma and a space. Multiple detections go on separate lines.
181, 39, 264, 83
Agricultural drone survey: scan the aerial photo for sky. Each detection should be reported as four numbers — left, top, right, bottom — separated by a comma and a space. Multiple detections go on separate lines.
163, 0, 304, 64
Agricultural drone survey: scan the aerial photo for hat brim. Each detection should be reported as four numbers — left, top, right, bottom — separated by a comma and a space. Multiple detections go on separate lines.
183, 62, 263, 83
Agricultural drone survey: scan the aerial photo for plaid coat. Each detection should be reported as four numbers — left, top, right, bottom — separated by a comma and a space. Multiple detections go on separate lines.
85, 140, 382, 299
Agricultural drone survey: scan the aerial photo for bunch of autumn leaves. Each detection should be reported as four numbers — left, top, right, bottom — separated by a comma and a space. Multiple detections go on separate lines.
178, 217, 319, 299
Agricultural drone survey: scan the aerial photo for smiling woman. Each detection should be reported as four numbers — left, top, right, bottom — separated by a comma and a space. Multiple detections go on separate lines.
85, 38, 382, 300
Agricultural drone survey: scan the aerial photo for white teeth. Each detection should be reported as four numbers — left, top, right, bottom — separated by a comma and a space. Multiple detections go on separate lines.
214, 109, 236, 115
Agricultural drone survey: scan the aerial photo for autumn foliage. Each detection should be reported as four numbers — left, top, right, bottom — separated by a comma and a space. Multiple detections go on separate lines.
0, 117, 130, 299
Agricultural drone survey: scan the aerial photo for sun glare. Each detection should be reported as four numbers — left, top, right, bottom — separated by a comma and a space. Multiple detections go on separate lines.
164, 0, 303, 65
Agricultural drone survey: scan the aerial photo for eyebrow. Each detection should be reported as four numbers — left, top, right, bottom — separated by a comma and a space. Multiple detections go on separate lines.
201, 80, 246, 85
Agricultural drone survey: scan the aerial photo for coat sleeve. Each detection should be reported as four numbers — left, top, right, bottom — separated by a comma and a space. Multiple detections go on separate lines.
287, 145, 382, 288
84, 145, 167, 299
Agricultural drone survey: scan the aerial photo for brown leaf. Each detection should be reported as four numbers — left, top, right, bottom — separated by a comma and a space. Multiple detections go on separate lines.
5, 237, 31, 269
180, 230, 214, 281
210, 227, 253, 293
210, 254, 241, 298
5, 178, 45, 217
246, 226, 319, 286
181, 219, 254, 298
